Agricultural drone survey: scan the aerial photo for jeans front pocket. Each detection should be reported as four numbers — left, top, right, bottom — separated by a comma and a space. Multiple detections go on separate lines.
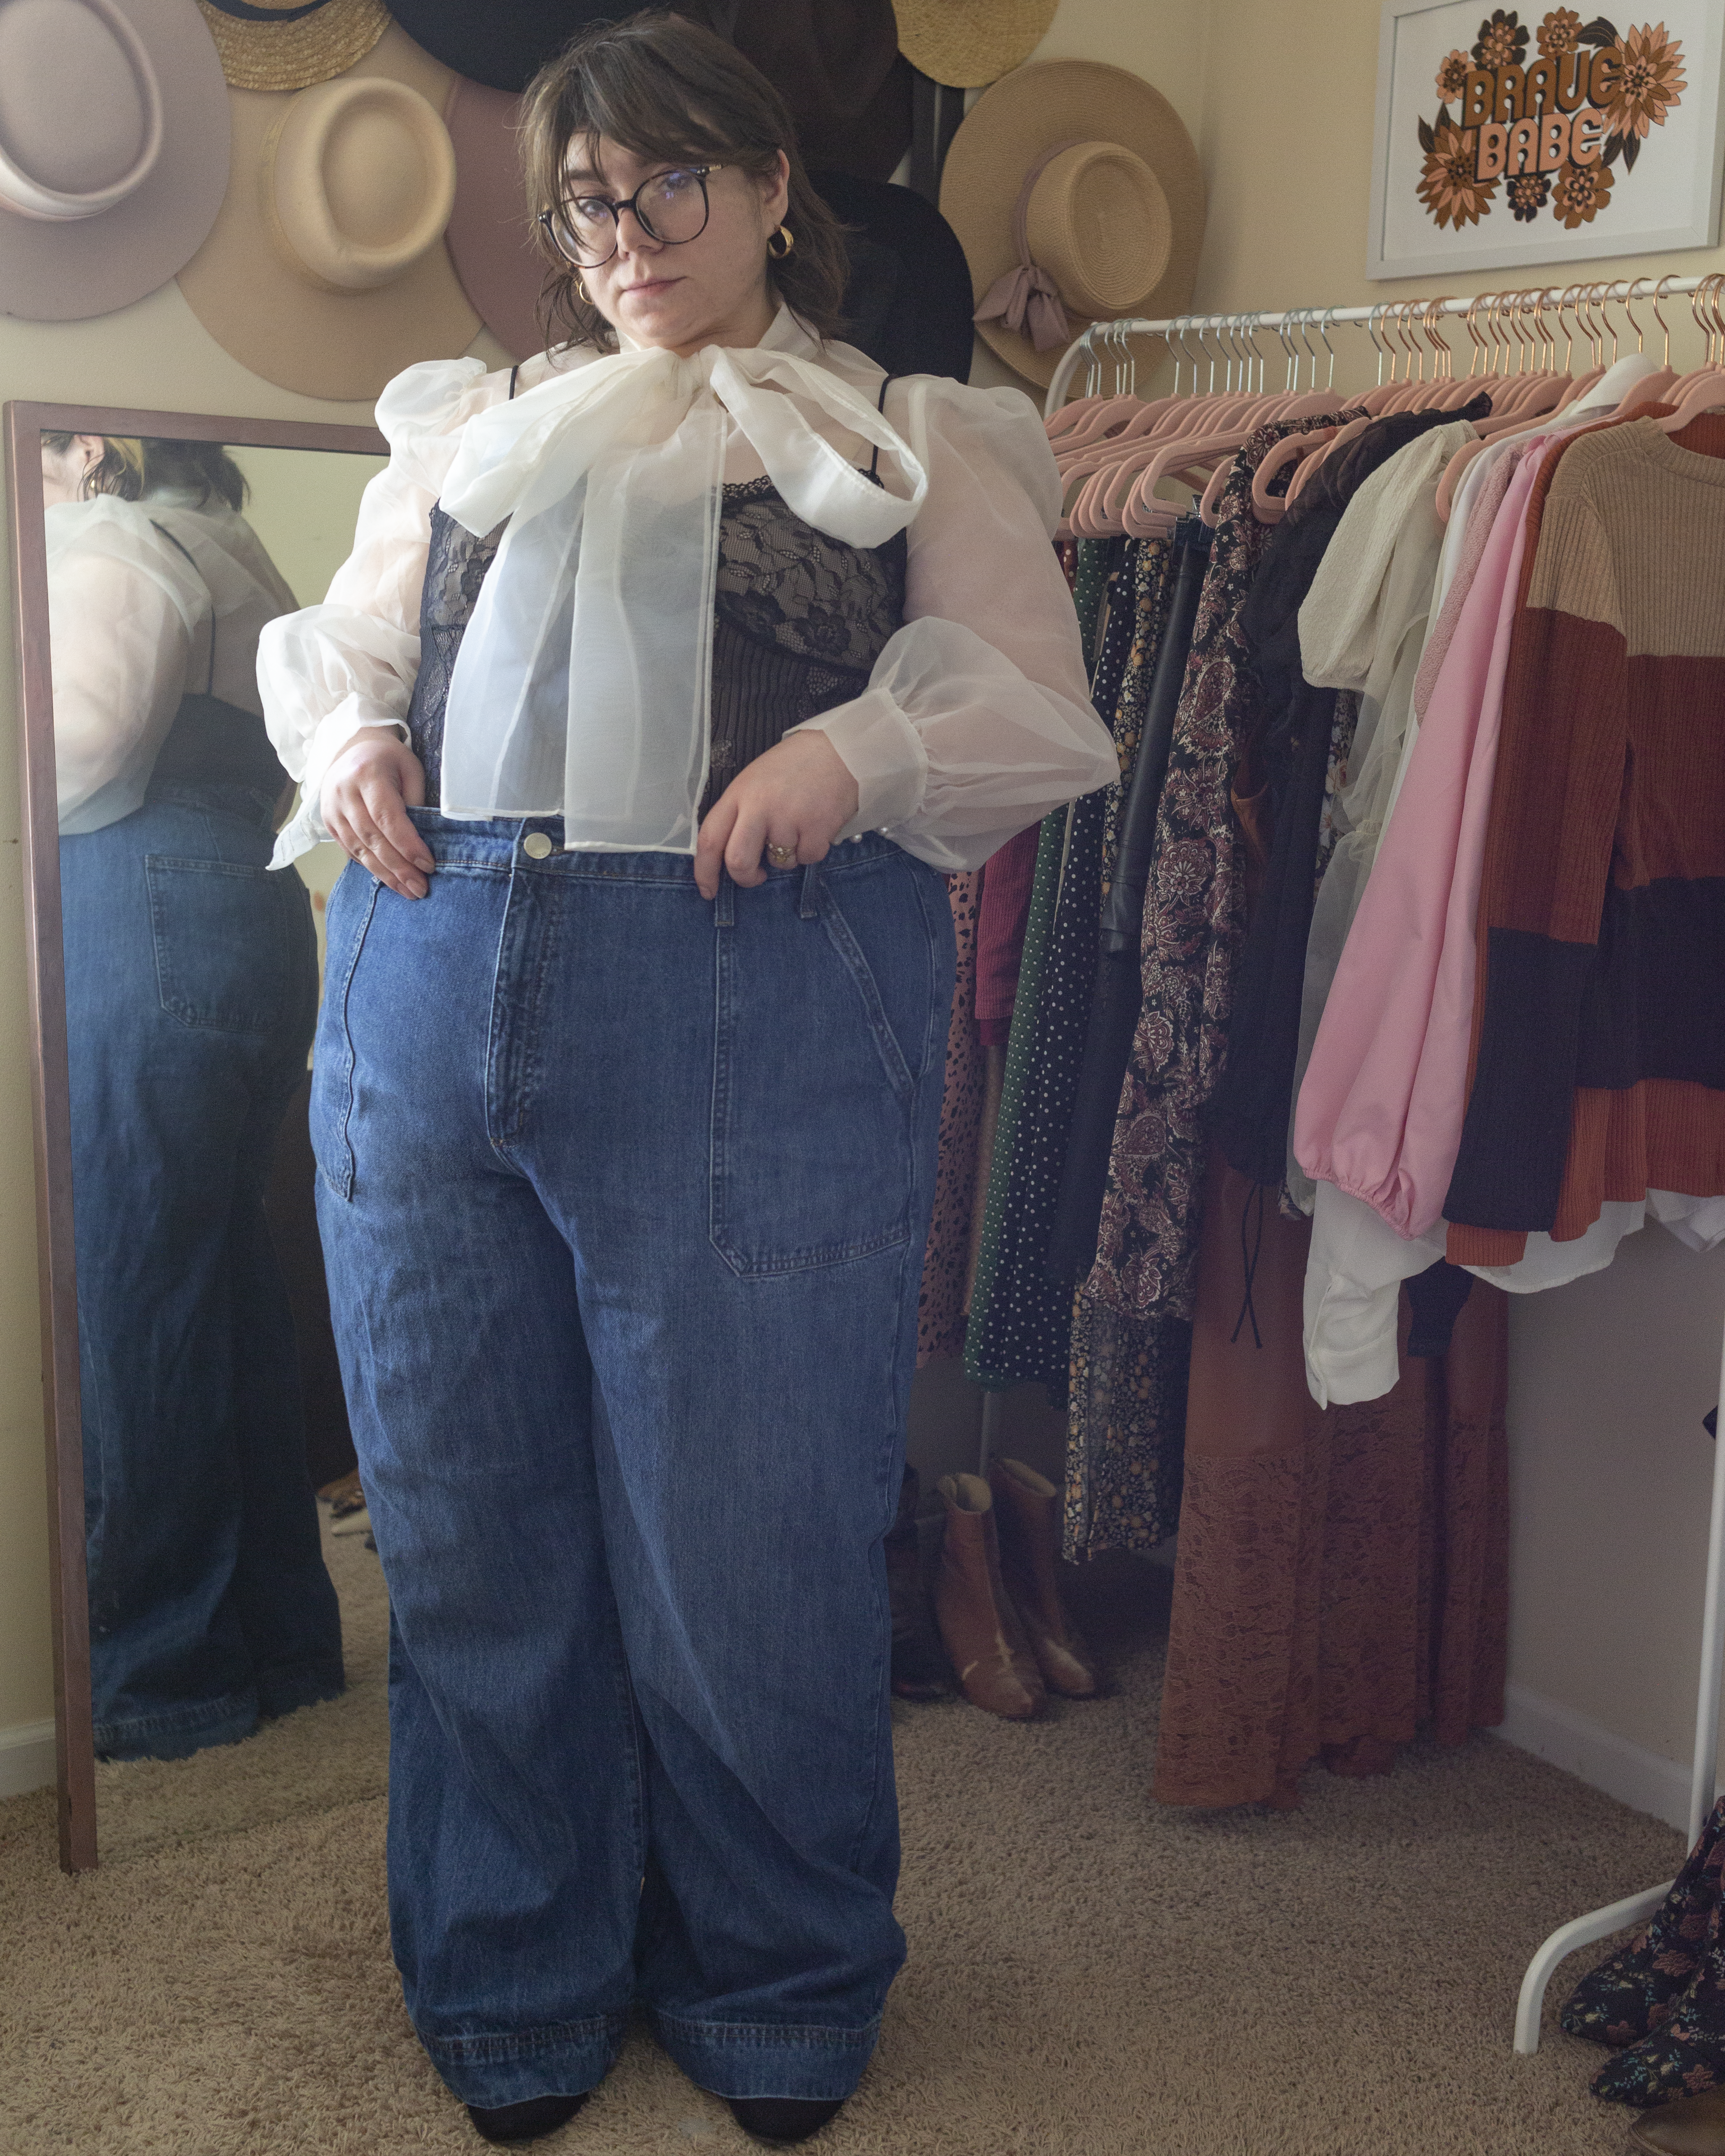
310, 863, 382, 1202
710, 863, 935, 1279
146, 854, 310, 1035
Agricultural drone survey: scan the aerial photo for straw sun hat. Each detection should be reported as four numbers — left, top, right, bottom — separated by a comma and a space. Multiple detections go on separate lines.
0, 0, 230, 324
893, 0, 1057, 90
193, 0, 389, 93
940, 60, 1204, 389
177, 22, 479, 402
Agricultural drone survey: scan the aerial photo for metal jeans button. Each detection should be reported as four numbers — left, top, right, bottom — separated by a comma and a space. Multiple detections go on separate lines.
522, 832, 555, 860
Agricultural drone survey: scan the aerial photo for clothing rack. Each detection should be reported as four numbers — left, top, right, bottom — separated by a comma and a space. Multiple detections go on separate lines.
1042, 272, 1725, 2057
1041, 274, 1724, 419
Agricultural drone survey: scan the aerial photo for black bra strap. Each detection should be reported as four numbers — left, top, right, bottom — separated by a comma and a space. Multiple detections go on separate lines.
509, 364, 521, 401
868, 373, 893, 482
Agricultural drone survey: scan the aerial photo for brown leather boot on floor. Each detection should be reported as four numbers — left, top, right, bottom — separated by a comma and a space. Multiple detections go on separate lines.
886, 1465, 953, 1701
933, 1473, 1045, 1720
988, 1457, 1100, 1699
1632, 2086, 1725, 2153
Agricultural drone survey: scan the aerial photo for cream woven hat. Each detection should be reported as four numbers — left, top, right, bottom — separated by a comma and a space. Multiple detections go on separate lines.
194, 0, 388, 92
940, 60, 1204, 389
0, 0, 229, 323
894, 0, 1056, 89
177, 23, 479, 400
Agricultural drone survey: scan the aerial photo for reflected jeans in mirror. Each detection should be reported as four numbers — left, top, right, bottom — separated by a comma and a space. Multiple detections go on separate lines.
62, 778, 344, 1760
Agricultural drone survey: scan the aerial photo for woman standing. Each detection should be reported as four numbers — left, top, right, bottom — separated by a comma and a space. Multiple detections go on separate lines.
261, 14, 1112, 2146
47, 432, 343, 1761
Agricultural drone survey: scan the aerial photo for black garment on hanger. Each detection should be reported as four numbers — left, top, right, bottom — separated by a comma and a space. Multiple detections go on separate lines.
1208, 396, 1491, 1191
1048, 518, 1211, 1281
1405, 1257, 1475, 1358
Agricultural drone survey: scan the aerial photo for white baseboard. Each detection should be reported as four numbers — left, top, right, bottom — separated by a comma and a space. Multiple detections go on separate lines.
1492, 1683, 1709, 1833
0, 1719, 56, 1799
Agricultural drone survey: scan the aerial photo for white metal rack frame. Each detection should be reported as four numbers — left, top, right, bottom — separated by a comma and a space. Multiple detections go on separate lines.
1040, 272, 1725, 2056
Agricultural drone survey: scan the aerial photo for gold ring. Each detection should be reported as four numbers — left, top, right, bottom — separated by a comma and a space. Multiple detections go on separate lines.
766, 842, 796, 866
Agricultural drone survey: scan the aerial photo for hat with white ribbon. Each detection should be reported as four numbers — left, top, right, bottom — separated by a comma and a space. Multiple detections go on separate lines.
434, 339, 927, 854
0, 0, 228, 323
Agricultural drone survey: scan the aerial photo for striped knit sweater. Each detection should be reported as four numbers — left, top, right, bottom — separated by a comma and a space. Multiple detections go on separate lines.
1445, 412, 1725, 1262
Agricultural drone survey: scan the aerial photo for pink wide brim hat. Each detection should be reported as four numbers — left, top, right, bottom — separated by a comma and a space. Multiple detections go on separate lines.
443, 75, 547, 364
0, 0, 230, 323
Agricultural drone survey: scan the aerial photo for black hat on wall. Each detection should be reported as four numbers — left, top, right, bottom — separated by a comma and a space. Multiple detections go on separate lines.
810, 172, 975, 382
385, 0, 903, 130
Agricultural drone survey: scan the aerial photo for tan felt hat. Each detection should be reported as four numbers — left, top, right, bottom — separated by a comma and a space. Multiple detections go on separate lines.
177, 23, 480, 402
894, 0, 1056, 90
940, 60, 1204, 389
194, 0, 388, 92
443, 76, 543, 365
0, 0, 230, 323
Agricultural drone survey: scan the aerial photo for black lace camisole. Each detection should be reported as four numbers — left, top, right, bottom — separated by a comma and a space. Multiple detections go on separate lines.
403, 378, 907, 817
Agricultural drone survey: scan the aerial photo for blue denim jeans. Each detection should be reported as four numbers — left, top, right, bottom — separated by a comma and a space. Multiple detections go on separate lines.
311, 817, 953, 2108
61, 779, 344, 1759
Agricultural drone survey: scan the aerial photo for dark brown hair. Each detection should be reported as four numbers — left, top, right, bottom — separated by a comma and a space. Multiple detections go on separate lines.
519, 9, 849, 355
43, 433, 247, 510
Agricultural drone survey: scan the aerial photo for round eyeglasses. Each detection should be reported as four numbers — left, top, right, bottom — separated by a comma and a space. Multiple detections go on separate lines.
539, 164, 721, 270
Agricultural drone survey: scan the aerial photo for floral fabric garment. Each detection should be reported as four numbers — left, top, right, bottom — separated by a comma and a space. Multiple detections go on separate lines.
1063, 413, 1353, 1559
916, 869, 986, 1365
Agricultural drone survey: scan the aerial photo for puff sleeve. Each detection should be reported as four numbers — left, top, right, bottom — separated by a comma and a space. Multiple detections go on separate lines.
789, 378, 1116, 871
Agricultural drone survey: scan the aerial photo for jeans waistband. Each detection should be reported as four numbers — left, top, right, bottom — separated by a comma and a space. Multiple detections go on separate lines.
405, 810, 906, 882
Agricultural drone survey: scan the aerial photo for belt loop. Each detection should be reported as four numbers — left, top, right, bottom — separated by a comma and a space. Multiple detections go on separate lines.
714, 867, 735, 928
798, 862, 822, 921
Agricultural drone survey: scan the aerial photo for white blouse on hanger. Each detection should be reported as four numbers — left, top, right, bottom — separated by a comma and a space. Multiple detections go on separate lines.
49, 491, 297, 835
260, 305, 1116, 871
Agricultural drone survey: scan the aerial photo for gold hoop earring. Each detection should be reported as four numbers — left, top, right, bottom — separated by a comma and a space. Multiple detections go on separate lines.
575, 275, 591, 304
767, 223, 794, 261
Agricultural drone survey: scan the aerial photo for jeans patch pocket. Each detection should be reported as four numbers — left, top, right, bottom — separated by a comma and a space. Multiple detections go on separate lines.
146, 855, 308, 1036
309, 864, 381, 1202
711, 870, 929, 1278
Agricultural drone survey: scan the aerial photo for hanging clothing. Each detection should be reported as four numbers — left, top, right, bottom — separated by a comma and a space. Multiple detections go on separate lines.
1152, 1147, 1508, 1809
1064, 410, 1348, 1560
916, 867, 986, 1365
966, 536, 1157, 1395
1445, 414, 1725, 1256
1210, 400, 1488, 1195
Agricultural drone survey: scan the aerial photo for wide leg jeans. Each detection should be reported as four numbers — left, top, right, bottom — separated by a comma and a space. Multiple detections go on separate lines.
312, 816, 954, 2107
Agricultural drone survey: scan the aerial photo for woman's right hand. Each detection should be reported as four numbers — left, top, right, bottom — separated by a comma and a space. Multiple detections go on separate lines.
321, 727, 435, 900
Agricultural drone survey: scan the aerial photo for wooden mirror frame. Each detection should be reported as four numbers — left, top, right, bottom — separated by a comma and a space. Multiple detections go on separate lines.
4, 403, 387, 1873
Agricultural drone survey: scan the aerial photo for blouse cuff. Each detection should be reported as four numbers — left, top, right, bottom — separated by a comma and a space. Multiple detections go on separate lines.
788, 684, 928, 837
269, 698, 411, 867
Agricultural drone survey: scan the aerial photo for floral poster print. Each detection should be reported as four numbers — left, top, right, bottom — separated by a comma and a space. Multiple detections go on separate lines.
1369, 0, 1722, 276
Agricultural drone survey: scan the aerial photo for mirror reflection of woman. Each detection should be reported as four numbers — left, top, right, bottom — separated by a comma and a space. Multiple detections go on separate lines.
262, 16, 1114, 2148
45, 433, 344, 1763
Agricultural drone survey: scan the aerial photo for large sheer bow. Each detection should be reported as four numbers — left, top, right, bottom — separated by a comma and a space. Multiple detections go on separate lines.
436, 340, 927, 852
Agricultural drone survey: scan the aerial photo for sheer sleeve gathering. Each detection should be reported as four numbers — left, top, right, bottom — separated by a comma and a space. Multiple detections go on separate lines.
262, 356, 504, 866
51, 536, 192, 833
790, 378, 1117, 871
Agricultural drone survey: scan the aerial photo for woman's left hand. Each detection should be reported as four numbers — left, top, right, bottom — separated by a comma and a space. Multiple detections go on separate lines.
693, 730, 860, 901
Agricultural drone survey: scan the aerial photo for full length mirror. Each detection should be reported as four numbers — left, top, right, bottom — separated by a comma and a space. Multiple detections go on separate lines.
7, 406, 388, 1869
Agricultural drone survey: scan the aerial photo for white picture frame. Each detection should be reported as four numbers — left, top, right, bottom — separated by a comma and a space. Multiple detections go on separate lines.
1367, 0, 1724, 279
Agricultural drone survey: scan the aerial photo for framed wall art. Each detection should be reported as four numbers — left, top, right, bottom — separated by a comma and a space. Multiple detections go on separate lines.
1367, 1, 1724, 278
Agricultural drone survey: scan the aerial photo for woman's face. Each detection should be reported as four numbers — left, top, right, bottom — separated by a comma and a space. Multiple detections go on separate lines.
40, 435, 104, 508
562, 136, 790, 357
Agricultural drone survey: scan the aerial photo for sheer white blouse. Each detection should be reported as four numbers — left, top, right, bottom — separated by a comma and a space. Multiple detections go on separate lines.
49, 491, 297, 835
259, 307, 1115, 871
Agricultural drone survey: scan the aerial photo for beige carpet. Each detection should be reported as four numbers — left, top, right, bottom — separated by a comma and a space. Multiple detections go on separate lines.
0, 1529, 1683, 2156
